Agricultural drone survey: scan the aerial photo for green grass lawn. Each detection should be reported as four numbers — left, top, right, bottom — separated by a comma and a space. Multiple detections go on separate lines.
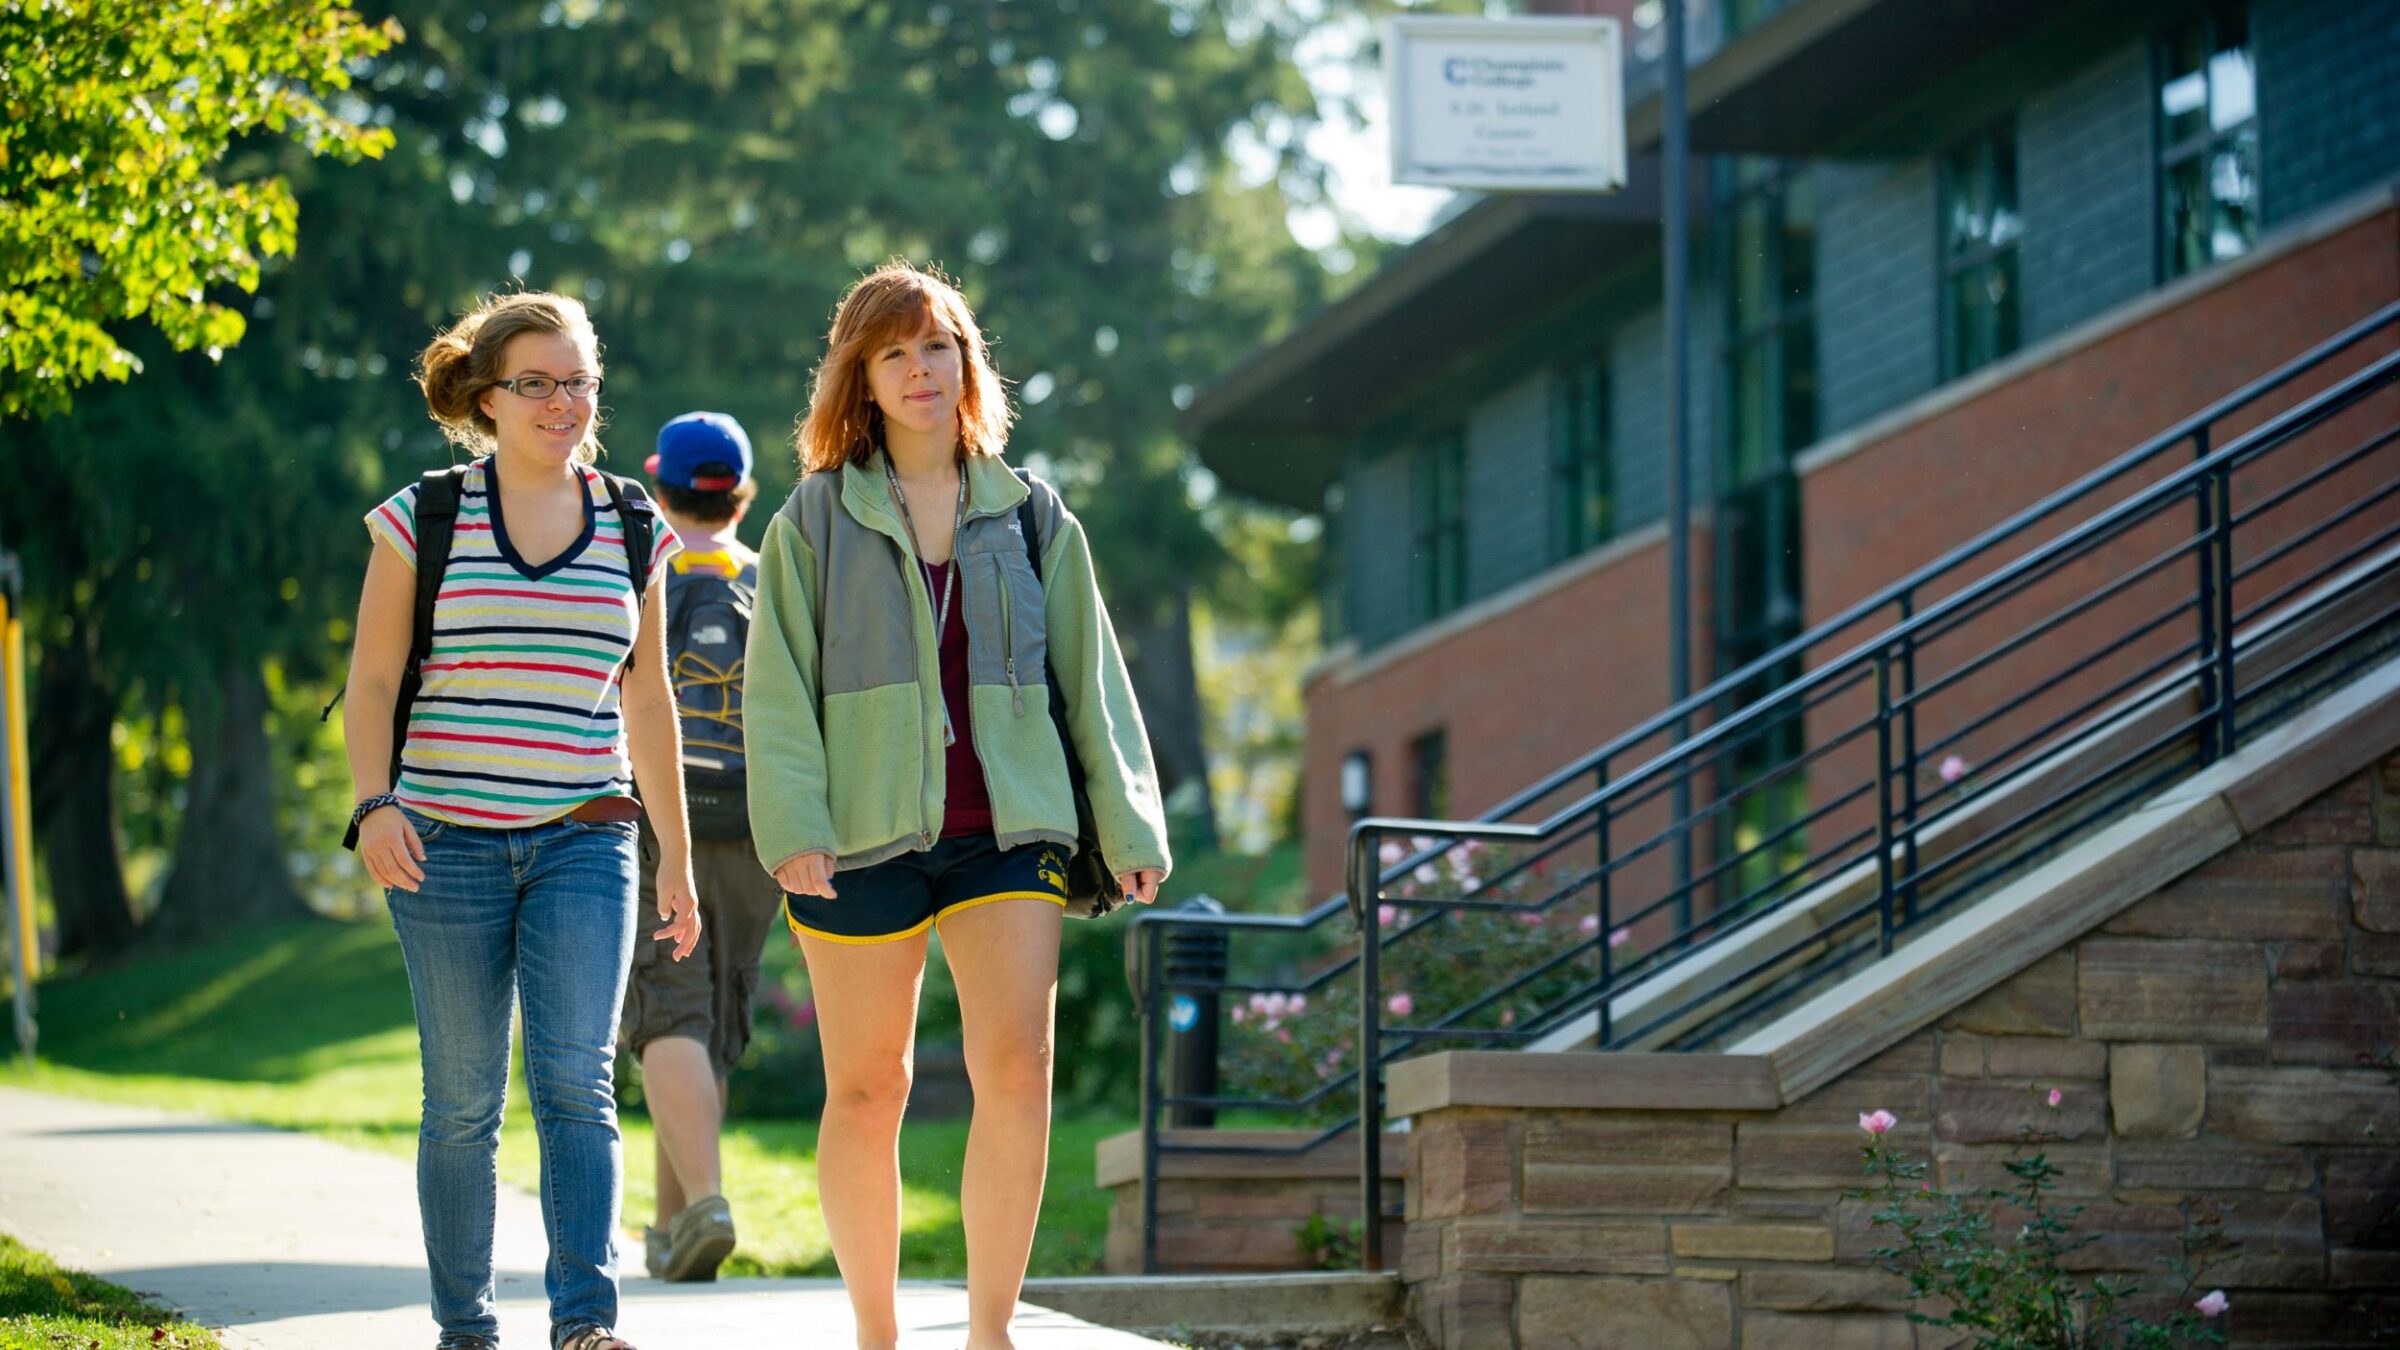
0, 917, 1131, 1279
0, 1231, 224, 1349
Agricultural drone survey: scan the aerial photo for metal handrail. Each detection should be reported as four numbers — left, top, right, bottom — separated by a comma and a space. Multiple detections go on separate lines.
1124, 302, 2400, 1274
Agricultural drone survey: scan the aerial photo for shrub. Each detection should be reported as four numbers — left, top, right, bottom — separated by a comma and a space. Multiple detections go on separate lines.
1854, 1093, 2235, 1348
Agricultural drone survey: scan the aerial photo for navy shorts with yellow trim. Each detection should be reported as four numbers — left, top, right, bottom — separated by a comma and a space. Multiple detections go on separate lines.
785, 834, 1071, 945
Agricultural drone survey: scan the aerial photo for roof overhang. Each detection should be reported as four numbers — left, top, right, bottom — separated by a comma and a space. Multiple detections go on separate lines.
1189, 158, 1674, 513
1629, 0, 2203, 156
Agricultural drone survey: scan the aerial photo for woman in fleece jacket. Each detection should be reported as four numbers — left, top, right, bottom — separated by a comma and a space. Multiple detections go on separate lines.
743, 262, 1169, 1350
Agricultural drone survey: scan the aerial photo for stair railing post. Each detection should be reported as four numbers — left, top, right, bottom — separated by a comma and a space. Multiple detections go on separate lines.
2211, 465, 2240, 756
1138, 918, 1163, 1274
1896, 589, 1921, 927
2191, 427, 2223, 764
1873, 650, 1898, 957
1595, 765, 1613, 1046
1359, 827, 1386, 1272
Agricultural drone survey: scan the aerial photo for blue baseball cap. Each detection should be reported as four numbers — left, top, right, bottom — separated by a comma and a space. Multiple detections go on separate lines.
646, 411, 753, 491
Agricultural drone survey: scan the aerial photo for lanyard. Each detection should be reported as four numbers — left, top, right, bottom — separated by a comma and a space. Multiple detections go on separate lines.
884, 457, 971, 745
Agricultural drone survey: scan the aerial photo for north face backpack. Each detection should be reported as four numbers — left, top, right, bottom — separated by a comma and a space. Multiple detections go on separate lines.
665, 553, 755, 839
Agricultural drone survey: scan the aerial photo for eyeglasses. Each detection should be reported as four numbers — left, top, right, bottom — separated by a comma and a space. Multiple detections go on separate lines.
492, 375, 603, 399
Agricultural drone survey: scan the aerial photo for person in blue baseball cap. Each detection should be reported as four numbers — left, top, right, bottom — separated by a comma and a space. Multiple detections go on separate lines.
619, 410, 782, 1282
644, 411, 753, 495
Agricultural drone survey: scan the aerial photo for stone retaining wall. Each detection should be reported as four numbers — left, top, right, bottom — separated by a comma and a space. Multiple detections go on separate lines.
1397, 757, 2400, 1348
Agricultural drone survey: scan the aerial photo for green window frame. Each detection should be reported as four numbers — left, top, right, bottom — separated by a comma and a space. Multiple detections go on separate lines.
1412, 430, 1467, 621
1939, 120, 2023, 380
2157, 3, 2259, 281
1713, 156, 1817, 907
1551, 353, 1612, 561
1409, 728, 1449, 820
1719, 156, 1819, 493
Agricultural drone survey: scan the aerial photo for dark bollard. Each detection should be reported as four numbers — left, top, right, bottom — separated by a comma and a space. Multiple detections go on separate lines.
1162, 894, 1228, 1128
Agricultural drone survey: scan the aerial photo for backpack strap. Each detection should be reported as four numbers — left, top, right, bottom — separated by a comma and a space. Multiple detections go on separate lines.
395, 466, 469, 785
332, 463, 467, 850
1012, 468, 1047, 580
598, 471, 657, 669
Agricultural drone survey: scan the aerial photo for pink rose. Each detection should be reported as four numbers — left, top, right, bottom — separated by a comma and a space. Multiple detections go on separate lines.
1609, 927, 1632, 949
2046, 1087, 2063, 1108
1516, 909, 1544, 926
1939, 754, 1969, 783
1499, 1008, 1515, 1026
1379, 841, 1406, 866
1275, 1028, 1292, 1044
1387, 992, 1414, 1018
1378, 903, 1399, 928
1579, 914, 1601, 936
1230, 1004, 1246, 1024
1859, 1109, 1898, 1136
2195, 1290, 2229, 1318
1289, 993, 1308, 1015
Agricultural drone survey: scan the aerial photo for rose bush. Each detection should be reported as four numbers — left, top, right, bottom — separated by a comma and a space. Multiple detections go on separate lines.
1855, 1092, 2235, 1348
1217, 837, 1635, 1120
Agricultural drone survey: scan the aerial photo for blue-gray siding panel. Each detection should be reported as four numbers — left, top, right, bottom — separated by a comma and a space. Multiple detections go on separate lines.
1612, 285, 1719, 535
1343, 449, 1416, 650
1465, 372, 1554, 601
2257, 0, 2400, 226
2020, 43, 2155, 343
1816, 159, 1938, 434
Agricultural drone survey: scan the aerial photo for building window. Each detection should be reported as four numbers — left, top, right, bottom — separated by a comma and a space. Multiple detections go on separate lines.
1409, 729, 1449, 820
1939, 121, 2022, 380
1721, 157, 1818, 492
1411, 430, 1467, 621
1716, 156, 1814, 657
2158, 3, 2258, 281
1340, 749, 1374, 818
1723, 0, 1793, 40
1714, 156, 1816, 915
1551, 353, 1612, 560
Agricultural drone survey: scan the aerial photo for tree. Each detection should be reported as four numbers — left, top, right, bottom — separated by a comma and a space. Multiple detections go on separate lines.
0, 0, 399, 418
12, 0, 1365, 945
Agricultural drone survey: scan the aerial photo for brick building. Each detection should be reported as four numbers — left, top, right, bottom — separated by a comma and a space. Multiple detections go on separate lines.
1187, 0, 2400, 900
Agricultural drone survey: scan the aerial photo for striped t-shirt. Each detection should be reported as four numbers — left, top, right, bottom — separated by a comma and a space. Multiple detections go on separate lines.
365, 459, 681, 828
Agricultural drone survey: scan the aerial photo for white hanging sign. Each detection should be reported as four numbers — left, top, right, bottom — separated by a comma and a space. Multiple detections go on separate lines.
1385, 15, 1626, 194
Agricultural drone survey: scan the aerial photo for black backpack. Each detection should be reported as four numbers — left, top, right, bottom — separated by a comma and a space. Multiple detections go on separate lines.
665, 555, 755, 839
331, 462, 657, 849
1012, 469, 1122, 920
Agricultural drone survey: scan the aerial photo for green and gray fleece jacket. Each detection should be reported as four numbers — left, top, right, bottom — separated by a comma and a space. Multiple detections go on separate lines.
744, 451, 1172, 881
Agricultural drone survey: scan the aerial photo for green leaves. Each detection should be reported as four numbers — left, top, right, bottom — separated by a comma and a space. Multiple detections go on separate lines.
0, 0, 400, 417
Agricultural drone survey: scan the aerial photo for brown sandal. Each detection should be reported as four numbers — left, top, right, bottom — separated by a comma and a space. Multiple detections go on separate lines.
557, 1329, 634, 1350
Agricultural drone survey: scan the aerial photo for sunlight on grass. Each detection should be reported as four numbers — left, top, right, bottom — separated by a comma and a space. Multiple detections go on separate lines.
2, 918, 1130, 1277
0, 1231, 224, 1348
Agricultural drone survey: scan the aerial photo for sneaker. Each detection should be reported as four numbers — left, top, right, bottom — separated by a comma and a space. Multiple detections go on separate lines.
641, 1224, 669, 1279
658, 1194, 735, 1282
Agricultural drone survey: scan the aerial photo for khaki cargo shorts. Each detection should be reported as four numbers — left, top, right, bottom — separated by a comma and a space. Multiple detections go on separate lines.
619, 825, 787, 1074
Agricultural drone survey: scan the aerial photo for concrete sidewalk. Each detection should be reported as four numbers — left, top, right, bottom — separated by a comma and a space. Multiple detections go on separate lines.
0, 1086, 1171, 1349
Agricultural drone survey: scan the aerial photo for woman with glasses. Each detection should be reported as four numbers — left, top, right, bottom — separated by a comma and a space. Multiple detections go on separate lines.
745, 263, 1170, 1350
341, 290, 701, 1350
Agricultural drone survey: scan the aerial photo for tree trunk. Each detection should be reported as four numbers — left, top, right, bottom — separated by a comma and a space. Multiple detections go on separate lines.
150, 659, 306, 942
30, 630, 137, 960
1122, 584, 1218, 852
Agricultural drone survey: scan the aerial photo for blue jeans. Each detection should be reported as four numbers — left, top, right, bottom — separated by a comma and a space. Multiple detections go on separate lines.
386, 807, 639, 1346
